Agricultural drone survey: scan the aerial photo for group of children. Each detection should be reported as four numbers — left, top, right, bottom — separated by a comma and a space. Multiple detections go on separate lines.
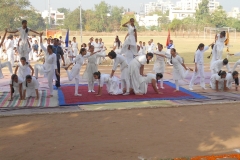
1, 19, 240, 102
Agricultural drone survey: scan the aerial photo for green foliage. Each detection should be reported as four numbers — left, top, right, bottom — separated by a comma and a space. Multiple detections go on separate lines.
210, 6, 228, 28
57, 8, 70, 16
0, 0, 31, 30
147, 10, 163, 16
25, 9, 46, 30
195, 0, 210, 23
169, 19, 182, 31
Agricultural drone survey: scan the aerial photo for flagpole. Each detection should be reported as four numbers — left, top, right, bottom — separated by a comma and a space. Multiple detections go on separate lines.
79, 0, 83, 44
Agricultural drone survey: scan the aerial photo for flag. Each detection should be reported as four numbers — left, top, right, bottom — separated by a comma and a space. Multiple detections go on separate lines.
166, 29, 171, 47
225, 31, 230, 52
65, 29, 69, 47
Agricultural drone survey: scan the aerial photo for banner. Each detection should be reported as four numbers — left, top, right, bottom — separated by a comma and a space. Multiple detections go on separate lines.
46, 30, 62, 39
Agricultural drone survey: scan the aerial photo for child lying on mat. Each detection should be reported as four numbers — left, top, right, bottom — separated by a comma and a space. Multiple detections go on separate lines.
93, 71, 123, 96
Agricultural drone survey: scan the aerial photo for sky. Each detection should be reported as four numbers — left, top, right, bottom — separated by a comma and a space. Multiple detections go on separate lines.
30, 0, 240, 12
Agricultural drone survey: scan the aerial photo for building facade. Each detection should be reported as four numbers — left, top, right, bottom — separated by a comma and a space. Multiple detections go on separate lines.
175, 0, 219, 12
41, 8, 65, 25
227, 7, 240, 19
144, 0, 175, 15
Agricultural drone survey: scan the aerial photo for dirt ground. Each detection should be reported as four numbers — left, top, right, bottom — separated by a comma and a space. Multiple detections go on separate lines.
0, 104, 240, 160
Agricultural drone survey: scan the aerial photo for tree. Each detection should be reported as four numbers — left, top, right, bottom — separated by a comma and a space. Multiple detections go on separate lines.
158, 15, 170, 30
195, 0, 210, 22
147, 10, 163, 16
169, 19, 182, 31
0, 0, 31, 30
24, 9, 46, 30
57, 8, 70, 16
120, 13, 139, 31
63, 8, 81, 30
210, 6, 227, 28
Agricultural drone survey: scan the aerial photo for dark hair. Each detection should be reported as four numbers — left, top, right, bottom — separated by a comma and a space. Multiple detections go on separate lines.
25, 75, 32, 87
220, 31, 226, 37
81, 43, 87, 48
93, 71, 101, 79
218, 70, 226, 76
79, 48, 86, 55
47, 45, 53, 53
223, 58, 228, 65
158, 43, 163, 48
232, 71, 239, 85
20, 57, 28, 64
11, 74, 18, 93
197, 43, 204, 51
115, 36, 121, 49
130, 18, 136, 32
108, 50, 117, 59
146, 53, 153, 64
22, 20, 28, 33
156, 73, 163, 81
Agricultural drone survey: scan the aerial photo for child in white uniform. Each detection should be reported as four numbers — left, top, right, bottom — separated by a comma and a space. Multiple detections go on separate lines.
139, 73, 163, 94
5, 35, 15, 67
7, 20, 40, 61
153, 43, 170, 89
71, 37, 79, 59
226, 71, 239, 91
23, 75, 39, 100
15, 57, 34, 81
210, 70, 227, 91
0, 29, 13, 79
170, 48, 191, 92
9, 74, 23, 101
210, 59, 231, 75
113, 36, 122, 54
189, 43, 213, 90
35, 33, 59, 97
93, 71, 123, 96
82, 45, 102, 92
121, 18, 137, 55
65, 48, 97, 96
128, 53, 153, 95
108, 51, 130, 95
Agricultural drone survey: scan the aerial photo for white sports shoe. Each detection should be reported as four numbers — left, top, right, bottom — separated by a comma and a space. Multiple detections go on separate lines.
91, 90, 95, 93
189, 87, 193, 91
88, 90, 91, 93
74, 94, 82, 96
202, 87, 207, 90
123, 92, 130, 96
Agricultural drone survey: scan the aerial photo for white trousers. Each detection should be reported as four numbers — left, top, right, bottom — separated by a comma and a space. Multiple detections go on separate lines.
189, 64, 205, 88
66, 70, 80, 95
0, 61, 13, 78
232, 60, 240, 72
7, 51, 14, 67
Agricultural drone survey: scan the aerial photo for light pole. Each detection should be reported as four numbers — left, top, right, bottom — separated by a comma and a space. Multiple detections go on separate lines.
48, 0, 51, 28
79, 0, 83, 44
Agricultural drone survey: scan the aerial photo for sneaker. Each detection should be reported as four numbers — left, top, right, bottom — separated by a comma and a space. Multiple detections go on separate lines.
88, 90, 91, 93
160, 87, 165, 89
123, 92, 130, 96
91, 90, 95, 93
74, 94, 82, 96
189, 87, 193, 91
202, 87, 207, 90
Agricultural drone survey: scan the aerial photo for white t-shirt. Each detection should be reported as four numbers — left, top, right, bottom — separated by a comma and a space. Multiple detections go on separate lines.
9, 77, 24, 88
23, 77, 39, 90
17, 27, 31, 43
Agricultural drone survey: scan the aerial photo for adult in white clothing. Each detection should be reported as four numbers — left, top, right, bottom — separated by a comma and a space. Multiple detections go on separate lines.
189, 43, 213, 90
166, 40, 175, 65
108, 51, 130, 95
35, 33, 59, 97
210, 59, 231, 75
23, 75, 39, 100
93, 71, 123, 96
9, 74, 23, 101
210, 70, 227, 91
128, 53, 153, 95
121, 18, 137, 56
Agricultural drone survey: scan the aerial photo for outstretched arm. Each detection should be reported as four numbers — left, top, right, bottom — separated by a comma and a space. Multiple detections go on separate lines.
0, 29, 7, 47
7, 29, 18, 34
30, 29, 40, 35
